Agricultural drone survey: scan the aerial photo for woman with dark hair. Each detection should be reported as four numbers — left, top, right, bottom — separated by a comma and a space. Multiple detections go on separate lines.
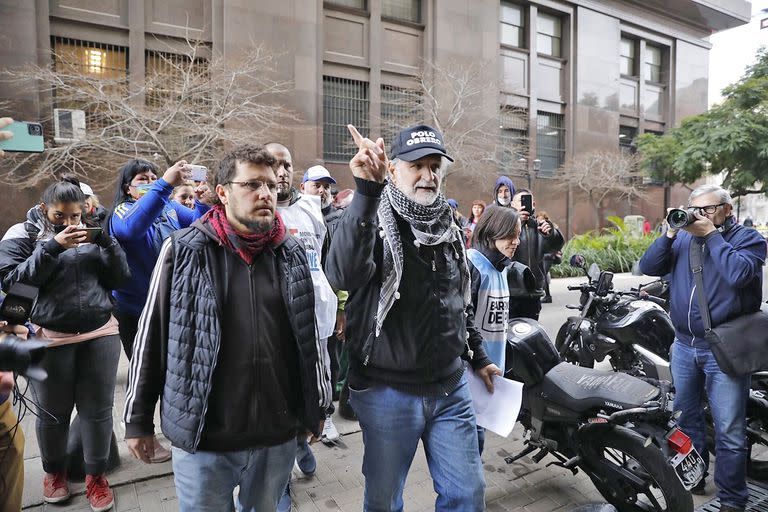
109, 159, 208, 464
468, 205, 535, 454
0, 176, 130, 510
464, 200, 486, 247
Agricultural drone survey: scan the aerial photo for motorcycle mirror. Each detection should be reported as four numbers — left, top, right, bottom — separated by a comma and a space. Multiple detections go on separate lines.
569, 254, 586, 269
587, 263, 601, 282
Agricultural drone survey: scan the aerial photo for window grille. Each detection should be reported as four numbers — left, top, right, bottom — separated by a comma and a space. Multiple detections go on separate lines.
499, 107, 528, 174
145, 50, 210, 108
51, 37, 128, 129
380, 85, 422, 145
323, 76, 369, 162
536, 111, 565, 175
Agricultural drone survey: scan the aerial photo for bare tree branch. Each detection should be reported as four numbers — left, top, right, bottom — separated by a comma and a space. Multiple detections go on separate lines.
0, 39, 298, 192
554, 150, 647, 230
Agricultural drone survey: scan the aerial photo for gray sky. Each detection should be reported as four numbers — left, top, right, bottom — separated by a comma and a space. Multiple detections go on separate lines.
708, 0, 768, 105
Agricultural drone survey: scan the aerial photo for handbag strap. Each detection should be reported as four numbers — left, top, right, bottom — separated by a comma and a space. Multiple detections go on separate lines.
689, 239, 714, 333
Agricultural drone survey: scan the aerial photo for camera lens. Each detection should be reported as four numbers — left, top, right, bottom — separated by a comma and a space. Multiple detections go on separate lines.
667, 209, 690, 229
27, 123, 42, 136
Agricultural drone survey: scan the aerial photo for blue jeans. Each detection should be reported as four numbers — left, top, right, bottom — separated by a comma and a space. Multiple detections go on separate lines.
671, 341, 750, 508
171, 439, 295, 512
350, 372, 486, 512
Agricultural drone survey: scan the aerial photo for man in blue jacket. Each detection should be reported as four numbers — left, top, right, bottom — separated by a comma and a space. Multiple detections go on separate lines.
639, 185, 766, 512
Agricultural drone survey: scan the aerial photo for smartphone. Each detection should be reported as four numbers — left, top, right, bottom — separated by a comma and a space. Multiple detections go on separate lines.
80, 227, 103, 243
520, 194, 533, 213
0, 121, 44, 153
189, 165, 208, 182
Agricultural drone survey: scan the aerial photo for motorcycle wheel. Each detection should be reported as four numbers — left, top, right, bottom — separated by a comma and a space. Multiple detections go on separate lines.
555, 322, 595, 368
580, 429, 692, 512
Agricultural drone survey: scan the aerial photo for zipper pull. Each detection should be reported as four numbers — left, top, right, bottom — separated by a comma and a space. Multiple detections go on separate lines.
432, 257, 436, 272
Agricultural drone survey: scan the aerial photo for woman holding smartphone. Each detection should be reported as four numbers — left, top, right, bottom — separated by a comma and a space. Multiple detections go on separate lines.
108, 159, 208, 464
0, 176, 130, 511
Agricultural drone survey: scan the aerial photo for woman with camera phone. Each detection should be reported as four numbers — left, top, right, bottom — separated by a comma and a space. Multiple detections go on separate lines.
0, 176, 130, 511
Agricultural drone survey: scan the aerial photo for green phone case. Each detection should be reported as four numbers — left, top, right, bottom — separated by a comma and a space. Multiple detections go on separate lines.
0, 121, 44, 153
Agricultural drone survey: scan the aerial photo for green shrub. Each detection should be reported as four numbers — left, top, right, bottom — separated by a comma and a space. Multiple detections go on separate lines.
550, 216, 659, 278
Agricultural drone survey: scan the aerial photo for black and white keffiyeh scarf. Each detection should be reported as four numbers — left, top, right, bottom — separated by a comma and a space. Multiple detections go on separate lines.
375, 183, 471, 336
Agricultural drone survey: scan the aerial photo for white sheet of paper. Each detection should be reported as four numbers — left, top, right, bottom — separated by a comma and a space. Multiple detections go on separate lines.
467, 370, 524, 438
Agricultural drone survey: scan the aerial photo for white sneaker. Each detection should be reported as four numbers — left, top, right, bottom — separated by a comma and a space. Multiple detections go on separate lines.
322, 414, 339, 442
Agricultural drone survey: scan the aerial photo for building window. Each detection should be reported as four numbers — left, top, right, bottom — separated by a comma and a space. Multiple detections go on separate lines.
382, 0, 421, 23
145, 50, 209, 108
381, 85, 422, 145
619, 125, 637, 153
499, 107, 528, 173
537, 12, 562, 58
536, 112, 565, 175
620, 37, 636, 77
500, 2, 525, 49
323, 76, 369, 162
52, 37, 127, 79
645, 44, 663, 83
51, 37, 128, 129
326, 0, 366, 9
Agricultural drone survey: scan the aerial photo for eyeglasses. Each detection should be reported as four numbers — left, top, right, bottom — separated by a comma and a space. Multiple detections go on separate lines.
687, 203, 726, 215
227, 180, 277, 192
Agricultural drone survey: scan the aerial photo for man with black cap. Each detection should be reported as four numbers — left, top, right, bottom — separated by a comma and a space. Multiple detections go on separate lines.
326, 124, 500, 511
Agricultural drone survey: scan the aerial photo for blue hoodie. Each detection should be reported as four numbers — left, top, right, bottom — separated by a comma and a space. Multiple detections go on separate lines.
639, 218, 766, 349
109, 178, 209, 316
493, 176, 516, 206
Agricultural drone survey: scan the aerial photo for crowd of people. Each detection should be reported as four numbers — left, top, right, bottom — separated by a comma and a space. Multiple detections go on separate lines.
0, 113, 762, 512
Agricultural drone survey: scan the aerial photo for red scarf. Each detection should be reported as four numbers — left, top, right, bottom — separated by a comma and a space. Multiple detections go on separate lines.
203, 204, 285, 264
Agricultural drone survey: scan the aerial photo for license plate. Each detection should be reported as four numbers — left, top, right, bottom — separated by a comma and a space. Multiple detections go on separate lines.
670, 446, 706, 491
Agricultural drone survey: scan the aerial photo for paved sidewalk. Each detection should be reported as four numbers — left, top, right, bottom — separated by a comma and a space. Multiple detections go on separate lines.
18, 273, 722, 510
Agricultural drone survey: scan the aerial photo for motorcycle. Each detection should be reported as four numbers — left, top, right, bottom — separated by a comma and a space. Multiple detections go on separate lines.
504, 317, 704, 512
555, 254, 768, 480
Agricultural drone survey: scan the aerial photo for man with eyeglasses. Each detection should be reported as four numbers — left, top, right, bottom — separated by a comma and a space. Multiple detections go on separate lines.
640, 184, 767, 512
123, 145, 330, 511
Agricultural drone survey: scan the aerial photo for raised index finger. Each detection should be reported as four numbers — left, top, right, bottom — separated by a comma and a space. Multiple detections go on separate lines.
347, 124, 365, 149
0, 118, 13, 130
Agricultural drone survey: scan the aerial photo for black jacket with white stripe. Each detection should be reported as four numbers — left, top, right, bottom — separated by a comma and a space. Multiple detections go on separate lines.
123, 220, 330, 453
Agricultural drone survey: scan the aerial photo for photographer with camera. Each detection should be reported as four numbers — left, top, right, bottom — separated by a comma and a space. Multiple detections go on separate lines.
509, 189, 564, 319
639, 185, 767, 512
0, 176, 131, 510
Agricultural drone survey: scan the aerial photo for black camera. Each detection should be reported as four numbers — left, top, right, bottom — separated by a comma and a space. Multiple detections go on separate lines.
0, 337, 47, 381
1, 282, 37, 325
0, 283, 46, 380
666, 208, 697, 229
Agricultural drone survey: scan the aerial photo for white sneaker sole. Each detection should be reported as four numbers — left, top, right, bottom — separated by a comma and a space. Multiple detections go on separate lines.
43, 492, 71, 503
90, 500, 114, 512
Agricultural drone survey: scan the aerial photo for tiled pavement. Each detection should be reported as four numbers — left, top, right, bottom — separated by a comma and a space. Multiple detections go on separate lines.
18, 274, 724, 510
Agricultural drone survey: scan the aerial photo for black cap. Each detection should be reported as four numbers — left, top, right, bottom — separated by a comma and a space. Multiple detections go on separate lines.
390, 124, 454, 162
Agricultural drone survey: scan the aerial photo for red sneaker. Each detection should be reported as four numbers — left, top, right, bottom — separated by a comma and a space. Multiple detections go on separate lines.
43, 472, 70, 503
85, 474, 114, 512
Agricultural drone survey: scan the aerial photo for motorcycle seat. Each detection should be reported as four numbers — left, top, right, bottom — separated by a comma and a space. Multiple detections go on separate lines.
541, 362, 660, 413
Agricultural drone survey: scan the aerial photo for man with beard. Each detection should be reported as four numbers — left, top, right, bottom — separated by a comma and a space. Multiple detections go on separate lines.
265, 144, 336, 511
326, 124, 501, 511
123, 145, 330, 511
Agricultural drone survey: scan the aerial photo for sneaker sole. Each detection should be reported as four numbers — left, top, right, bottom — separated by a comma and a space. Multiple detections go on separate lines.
293, 459, 316, 477
90, 500, 114, 512
43, 493, 71, 504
